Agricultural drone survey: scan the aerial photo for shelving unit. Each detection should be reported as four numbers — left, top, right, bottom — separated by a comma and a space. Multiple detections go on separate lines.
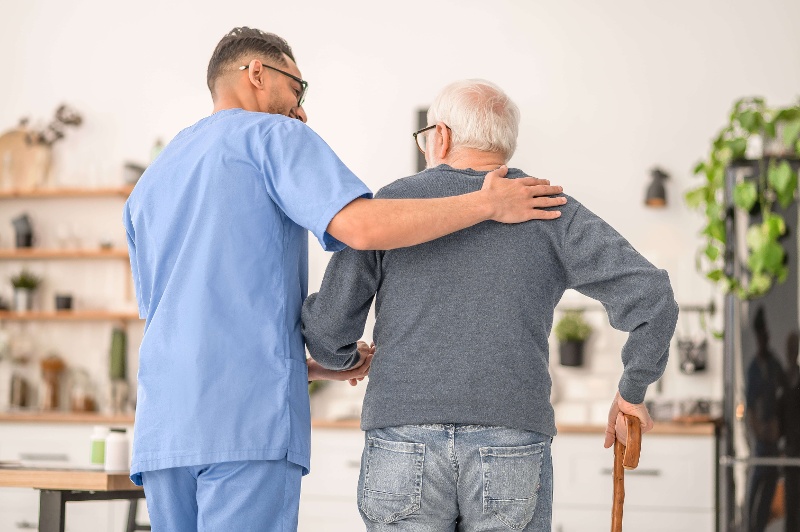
0, 310, 139, 322
0, 184, 140, 421
0, 411, 135, 425
0, 186, 134, 199
0, 184, 136, 313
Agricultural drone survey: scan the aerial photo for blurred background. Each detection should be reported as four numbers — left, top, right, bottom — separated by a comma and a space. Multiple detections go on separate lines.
0, 1, 798, 530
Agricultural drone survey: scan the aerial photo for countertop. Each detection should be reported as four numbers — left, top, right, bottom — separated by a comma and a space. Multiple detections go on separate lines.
309, 418, 718, 436
0, 412, 718, 436
0, 411, 136, 425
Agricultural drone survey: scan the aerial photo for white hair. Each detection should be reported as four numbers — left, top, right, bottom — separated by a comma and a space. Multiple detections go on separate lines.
427, 79, 520, 160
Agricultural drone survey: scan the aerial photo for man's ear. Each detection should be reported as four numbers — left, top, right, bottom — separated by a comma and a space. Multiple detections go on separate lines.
247, 59, 266, 90
435, 122, 450, 160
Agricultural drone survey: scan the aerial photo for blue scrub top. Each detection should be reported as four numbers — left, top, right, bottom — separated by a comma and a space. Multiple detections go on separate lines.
123, 109, 371, 485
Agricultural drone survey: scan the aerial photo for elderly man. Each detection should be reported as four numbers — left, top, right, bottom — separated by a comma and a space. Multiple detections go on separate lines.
124, 28, 566, 532
302, 79, 679, 531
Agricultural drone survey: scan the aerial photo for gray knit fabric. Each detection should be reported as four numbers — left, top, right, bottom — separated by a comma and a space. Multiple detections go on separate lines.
301, 165, 678, 436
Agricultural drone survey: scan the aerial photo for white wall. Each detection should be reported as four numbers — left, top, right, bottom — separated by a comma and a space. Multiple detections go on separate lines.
1, 0, 799, 414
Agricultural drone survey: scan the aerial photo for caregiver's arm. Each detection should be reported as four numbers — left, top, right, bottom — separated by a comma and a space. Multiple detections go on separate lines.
327, 165, 565, 251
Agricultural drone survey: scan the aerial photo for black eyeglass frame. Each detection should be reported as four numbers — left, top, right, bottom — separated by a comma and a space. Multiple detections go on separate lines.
239, 63, 308, 107
412, 124, 451, 154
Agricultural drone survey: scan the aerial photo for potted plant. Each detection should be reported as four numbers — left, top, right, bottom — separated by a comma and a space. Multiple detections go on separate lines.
685, 97, 800, 299
554, 310, 593, 367
10, 269, 42, 312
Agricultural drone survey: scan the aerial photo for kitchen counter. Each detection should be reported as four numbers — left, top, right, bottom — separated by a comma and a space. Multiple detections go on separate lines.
308, 418, 717, 436
557, 419, 717, 436
0, 411, 135, 425
0, 412, 717, 436
0, 412, 365, 430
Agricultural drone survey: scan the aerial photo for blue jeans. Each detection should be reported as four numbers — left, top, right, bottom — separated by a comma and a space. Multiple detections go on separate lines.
141, 459, 303, 532
357, 424, 553, 531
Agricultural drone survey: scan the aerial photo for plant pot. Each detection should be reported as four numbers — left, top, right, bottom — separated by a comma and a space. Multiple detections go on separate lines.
55, 294, 73, 310
15, 232, 33, 248
559, 340, 585, 367
13, 288, 33, 312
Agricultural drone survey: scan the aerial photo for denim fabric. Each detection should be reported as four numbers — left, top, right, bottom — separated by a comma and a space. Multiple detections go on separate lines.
357, 425, 552, 532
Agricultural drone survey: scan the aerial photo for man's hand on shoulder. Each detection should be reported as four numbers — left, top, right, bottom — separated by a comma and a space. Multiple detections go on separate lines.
480, 165, 566, 223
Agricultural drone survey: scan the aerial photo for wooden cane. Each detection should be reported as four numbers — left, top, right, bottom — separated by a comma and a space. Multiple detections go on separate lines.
610, 414, 642, 532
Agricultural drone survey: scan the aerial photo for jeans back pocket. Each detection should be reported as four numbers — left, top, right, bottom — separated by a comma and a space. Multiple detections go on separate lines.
359, 437, 425, 524
480, 441, 545, 530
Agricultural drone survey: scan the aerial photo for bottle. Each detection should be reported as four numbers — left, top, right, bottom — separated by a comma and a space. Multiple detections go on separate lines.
104, 428, 130, 471
90, 426, 109, 468
150, 138, 164, 163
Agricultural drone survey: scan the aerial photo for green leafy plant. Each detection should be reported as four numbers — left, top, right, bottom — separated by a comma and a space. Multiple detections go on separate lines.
554, 310, 592, 343
10, 269, 41, 290
685, 97, 800, 299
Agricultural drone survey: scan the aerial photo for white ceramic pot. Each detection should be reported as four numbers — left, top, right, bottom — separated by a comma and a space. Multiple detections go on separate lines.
13, 288, 33, 312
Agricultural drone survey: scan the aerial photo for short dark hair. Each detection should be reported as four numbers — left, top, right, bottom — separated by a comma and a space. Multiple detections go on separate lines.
206, 27, 296, 95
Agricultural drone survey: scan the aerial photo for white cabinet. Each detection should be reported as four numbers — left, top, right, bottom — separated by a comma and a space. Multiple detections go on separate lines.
299, 427, 364, 532
0, 422, 136, 532
552, 433, 715, 532
553, 508, 714, 532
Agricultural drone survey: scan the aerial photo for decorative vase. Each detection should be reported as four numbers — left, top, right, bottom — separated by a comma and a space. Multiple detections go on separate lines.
26, 144, 52, 188
559, 340, 585, 367
12, 213, 34, 248
13, 288, 33, 312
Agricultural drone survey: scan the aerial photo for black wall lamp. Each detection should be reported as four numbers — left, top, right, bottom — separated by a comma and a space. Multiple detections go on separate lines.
645, 167, 669, 207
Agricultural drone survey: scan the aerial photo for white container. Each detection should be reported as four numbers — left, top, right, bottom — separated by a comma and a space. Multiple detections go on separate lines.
90, 426, 109, 469
104, 428, 130, 471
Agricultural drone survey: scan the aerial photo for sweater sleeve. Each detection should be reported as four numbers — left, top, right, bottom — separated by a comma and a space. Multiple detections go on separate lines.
301, 247, 382, 370
561, 203, 679, 404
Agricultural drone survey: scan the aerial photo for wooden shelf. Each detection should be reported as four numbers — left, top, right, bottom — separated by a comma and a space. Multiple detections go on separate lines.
0, 310, 140, 322
0, 186, 134, 199
0, 411, 134, 425
0, 248, 128, 260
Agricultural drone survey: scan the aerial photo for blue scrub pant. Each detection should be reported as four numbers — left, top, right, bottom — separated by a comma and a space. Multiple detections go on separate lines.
141, 459, 303, 532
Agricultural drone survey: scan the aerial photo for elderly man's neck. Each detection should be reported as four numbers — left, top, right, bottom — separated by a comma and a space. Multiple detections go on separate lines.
440, 149, 508, 172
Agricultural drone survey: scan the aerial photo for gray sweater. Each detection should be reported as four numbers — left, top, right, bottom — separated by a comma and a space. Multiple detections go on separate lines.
302, 165, 678, 436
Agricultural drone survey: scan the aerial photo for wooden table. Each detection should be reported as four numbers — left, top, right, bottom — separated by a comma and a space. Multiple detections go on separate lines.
0, 467, 148, 532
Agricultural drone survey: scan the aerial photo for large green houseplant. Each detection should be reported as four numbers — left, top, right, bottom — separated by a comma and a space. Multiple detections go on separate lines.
685, 97, 800, 299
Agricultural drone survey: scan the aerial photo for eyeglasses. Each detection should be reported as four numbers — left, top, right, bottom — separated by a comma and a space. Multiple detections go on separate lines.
412, 124, 451, 154
239, 63, 308, 107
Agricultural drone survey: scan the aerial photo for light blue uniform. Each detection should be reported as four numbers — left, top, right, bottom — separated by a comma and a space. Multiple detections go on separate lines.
123, 109, 371, 529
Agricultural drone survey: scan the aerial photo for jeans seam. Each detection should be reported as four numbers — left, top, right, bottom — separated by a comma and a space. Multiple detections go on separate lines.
448, 425, 459, 482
